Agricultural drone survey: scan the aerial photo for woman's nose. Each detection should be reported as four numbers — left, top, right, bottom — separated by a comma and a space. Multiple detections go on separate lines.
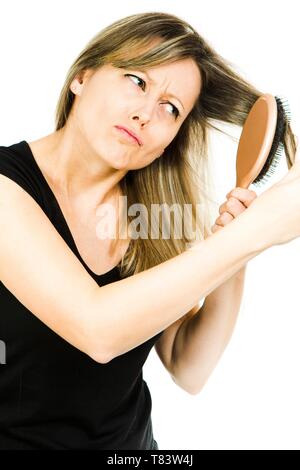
130, 100, 156, 126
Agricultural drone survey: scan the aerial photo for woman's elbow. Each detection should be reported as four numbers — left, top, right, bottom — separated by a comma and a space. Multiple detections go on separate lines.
88, 345, 114, 364
91, 352, 114, 364
85, 326, 115, 364
172, 375, 204, 396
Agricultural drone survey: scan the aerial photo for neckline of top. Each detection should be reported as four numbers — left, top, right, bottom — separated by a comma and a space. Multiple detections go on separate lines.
20, 140, 120, 279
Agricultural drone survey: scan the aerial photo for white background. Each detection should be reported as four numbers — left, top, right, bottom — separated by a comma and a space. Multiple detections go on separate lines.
0, 0, 299, 450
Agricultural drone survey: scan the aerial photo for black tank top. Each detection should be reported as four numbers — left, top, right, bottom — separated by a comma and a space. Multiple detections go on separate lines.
0, 140, 162, 450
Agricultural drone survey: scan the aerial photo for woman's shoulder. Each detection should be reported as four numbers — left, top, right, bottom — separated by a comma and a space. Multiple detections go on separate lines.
0, 139, 46, 207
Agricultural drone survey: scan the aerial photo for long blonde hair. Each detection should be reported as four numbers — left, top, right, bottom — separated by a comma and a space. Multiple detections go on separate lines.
54, 11, 297, 277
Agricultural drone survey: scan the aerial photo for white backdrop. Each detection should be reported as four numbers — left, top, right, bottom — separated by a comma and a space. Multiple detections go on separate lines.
0, 0, 299, 450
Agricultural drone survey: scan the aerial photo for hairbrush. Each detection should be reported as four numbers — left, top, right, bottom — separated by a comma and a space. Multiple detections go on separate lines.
236, 94, 291, 189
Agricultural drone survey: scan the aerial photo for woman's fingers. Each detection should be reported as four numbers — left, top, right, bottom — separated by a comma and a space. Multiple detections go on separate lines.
213, 188, 257, 230
219, 197, 246, 218
215, 211, 234, 225
225, 188, 257, 208
211, 223, 223, 233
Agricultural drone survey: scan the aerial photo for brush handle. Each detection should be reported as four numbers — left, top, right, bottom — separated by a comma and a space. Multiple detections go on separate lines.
235, 94, 278, 189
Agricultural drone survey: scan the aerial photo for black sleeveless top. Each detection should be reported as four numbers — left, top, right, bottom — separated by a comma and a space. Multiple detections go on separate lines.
0, 140, 163, 450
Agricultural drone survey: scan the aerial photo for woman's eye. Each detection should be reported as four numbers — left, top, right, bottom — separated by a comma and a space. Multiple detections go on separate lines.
125, 74, 146, 90
125, 73, 180, 119
164, 102, 179, 119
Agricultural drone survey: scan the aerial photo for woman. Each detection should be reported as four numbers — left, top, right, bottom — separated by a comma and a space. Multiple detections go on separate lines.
0, 12, 299, 450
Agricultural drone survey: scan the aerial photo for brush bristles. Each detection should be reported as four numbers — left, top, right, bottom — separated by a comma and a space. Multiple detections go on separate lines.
252, 95, 291, 187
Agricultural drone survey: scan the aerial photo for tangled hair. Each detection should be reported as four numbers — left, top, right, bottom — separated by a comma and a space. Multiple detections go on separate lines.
54, 11, 297, 277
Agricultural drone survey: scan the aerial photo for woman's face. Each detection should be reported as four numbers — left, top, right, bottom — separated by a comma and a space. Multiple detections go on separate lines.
69, 58, 202, 170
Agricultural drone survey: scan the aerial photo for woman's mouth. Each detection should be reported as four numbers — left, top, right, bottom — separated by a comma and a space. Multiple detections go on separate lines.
114, 126, 142, 146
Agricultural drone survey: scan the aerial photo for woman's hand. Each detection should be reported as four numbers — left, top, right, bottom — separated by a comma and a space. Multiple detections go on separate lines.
211, 188, 257, 233
210, 140, 300, 248
245, 144, 300, 249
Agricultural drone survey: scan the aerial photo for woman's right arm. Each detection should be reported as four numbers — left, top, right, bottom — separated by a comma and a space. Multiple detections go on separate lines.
1, 157, 300, 364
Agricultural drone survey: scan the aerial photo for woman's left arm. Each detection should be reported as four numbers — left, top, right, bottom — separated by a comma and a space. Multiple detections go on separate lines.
170, 187, 257, 395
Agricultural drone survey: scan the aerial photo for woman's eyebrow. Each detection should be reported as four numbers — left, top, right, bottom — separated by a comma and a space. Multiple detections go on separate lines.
165, 92, 185, 111
139, 69, 185, 111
